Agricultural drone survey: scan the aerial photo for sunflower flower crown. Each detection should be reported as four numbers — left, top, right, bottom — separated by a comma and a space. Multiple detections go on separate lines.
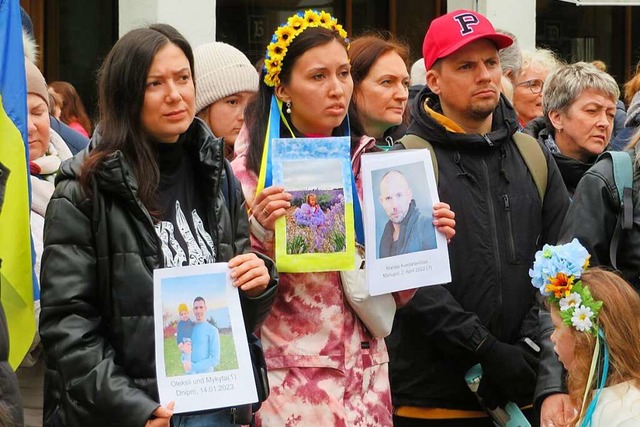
529, 239, 603, 336
263, 10, 349, 87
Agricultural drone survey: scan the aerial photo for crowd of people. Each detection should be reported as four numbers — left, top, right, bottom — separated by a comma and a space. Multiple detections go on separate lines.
3, 5, 640, 427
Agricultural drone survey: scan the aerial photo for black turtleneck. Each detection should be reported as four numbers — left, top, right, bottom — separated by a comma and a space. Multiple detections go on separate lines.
155, 137, 184, 176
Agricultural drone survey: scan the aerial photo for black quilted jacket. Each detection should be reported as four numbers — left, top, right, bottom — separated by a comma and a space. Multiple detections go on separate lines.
39, 120, 278, 427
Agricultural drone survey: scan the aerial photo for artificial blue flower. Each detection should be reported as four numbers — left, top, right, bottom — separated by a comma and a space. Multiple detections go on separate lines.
553, 238, 590, 278
529, 239, 589, 295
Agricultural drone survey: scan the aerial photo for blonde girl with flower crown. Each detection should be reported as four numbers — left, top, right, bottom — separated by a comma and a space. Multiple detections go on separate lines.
231, 9, 455, 426
531, 239, 640, 427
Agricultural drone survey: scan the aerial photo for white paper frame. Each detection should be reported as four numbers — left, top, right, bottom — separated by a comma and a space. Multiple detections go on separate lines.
361, 149, 451, 296
153, 263, 257, 414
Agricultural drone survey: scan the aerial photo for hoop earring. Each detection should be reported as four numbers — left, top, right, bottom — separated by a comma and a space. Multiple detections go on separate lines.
286, 101, 292, 114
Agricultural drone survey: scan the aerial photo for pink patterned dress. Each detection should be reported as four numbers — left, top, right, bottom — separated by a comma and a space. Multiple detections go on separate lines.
231, 135, 412, 427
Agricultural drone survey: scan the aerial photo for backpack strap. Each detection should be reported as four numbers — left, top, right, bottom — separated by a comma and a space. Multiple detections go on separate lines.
597, 150, 634, 270
398, 134, 439, 183
512, 132, 547, 202
399, 132, 547, 202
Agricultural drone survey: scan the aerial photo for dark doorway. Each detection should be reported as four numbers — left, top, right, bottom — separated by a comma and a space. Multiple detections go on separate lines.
20, 0, 118, 121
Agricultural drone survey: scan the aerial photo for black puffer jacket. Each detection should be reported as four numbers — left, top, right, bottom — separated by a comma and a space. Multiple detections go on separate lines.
559, 143, 640, 289
388, 87, 570, 410
39, 120, 278, 427
524, 116, 596, 195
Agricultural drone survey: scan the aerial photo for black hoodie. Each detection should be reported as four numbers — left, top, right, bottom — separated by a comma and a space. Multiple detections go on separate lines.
387, 86, 570, 410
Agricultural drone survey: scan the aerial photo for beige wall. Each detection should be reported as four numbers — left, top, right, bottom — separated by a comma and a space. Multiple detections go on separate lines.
447, 0, 536, 50
119, 0, 217, 47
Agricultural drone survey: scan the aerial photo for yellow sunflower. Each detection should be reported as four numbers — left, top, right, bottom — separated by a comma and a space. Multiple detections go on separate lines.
304, 10, 321, 26
333, 24, 348, 40
318, 11, 332, 26
267, 41, 287, 59
275, 25, 295, 44
264, 57, 282, 72
545, 273, 575, 299
264, 71, 281, 88
288, 14, 307, 32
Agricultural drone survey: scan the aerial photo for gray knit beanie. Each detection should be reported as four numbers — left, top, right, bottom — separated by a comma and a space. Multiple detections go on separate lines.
194, 42, 259, 114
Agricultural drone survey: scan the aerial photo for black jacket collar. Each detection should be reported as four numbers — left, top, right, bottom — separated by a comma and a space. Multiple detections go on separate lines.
407, 85, 520, 150
59, 118, 224, 205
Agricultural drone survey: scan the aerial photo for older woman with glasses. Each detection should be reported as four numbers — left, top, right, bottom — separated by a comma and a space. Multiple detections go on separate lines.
513, 48, 561, 128
524, 62, 620, 195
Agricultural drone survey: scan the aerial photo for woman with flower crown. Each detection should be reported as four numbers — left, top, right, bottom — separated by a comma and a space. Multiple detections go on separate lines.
530, 239, 640, 426
231, 10, 455, 426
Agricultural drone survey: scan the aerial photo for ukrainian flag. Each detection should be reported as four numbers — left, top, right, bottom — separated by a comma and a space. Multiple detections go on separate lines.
0, 0, 37, 368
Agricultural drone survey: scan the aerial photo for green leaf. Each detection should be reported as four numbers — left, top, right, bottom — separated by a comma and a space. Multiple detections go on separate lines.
560, 308, 573, 327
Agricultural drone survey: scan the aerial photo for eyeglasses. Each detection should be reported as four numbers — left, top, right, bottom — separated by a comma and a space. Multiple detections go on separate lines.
515, 79, 544, 94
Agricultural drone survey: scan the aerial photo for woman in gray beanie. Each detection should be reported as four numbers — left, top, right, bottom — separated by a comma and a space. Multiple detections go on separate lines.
194, 42, 258, 160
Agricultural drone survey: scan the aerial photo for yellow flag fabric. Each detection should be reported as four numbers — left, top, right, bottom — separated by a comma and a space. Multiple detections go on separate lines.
0, 0, 37, 368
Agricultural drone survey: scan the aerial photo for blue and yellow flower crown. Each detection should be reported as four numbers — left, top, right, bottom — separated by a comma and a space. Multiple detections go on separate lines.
263, 10, 349, 88
529, 239, 603, 336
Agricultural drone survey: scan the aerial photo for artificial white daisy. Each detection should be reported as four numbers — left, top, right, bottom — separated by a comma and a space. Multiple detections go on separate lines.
571, 305, 594, 332
559, 292, 582, 312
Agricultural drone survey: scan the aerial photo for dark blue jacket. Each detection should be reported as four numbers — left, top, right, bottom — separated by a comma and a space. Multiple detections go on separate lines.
50, 115, 89, 155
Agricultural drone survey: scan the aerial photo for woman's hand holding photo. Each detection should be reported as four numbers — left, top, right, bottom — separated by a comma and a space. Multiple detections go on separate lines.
252, 186, 292, 230
229, 253, 270, 297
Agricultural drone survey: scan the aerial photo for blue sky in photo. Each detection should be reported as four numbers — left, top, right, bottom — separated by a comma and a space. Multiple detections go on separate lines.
161, 273, 228, 325
272, 137, 352, 202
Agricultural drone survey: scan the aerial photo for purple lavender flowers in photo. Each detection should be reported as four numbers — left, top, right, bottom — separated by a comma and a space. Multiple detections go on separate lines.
286, 189, 346, 254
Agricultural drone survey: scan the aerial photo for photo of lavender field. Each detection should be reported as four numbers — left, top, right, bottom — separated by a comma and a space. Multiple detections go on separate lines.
286, 188, 346, 254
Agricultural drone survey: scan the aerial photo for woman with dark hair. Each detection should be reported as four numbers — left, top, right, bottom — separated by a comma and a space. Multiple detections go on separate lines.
48, 80, 93, 137
231, 10, 455, 426
39, 23, 278, 427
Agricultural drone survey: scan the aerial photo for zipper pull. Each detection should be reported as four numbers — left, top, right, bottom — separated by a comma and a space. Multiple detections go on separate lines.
503, 194, 510, 211
483, 134, 494, 146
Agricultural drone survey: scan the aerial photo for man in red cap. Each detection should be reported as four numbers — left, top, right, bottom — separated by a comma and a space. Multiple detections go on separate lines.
388, 10, 572, 426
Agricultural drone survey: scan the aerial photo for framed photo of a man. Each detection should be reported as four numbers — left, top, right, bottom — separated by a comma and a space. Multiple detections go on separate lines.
361, 149, 451, 296
153, 263, 258, 414
374, 166, 437, 258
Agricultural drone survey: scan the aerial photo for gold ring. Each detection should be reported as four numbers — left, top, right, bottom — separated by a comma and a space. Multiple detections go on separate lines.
263, 208, 269, 217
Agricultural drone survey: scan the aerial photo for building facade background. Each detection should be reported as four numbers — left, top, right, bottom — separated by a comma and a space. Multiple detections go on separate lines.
19, 0, 640, 122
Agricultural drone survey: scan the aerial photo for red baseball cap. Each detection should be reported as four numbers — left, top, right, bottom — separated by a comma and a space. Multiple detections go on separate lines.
423, 10, 513, 70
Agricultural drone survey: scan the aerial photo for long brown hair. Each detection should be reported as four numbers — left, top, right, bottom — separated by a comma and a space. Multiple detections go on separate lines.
79, 24, 194, 212
244, 26, 348, 176
624, 60, 640, 106
49, 80, 93, 135
558, 268, 640, 411
348, 33, 409, 144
